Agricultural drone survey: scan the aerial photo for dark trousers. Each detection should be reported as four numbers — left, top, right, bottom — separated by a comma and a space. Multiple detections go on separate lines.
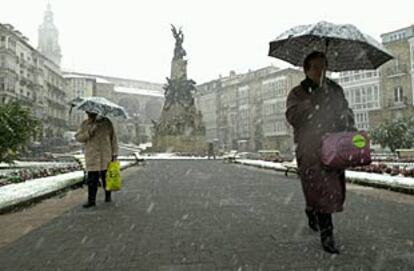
208, 152, 216, 160
87, 170, 111, 203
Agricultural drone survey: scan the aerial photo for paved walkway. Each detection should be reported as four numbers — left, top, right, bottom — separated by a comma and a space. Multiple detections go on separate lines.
0, 160, 413, 270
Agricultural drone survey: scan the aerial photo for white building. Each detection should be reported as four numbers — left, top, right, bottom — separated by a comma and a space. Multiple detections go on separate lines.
336, 70, 381, 130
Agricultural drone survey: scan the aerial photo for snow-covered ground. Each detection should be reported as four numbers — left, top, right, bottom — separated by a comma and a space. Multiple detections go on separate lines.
142, 153, 210, 160
0, 161, 136, 212
119, 142, 153, 153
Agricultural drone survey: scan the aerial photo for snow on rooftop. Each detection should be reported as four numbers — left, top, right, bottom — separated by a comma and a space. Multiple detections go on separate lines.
63, 74, 112, 84
114, 86, 164, 98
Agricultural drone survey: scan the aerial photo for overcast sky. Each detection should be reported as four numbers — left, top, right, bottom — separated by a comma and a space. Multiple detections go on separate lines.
0, 0, 412, 83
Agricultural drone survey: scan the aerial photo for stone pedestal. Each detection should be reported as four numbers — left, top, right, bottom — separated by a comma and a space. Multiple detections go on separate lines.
171, 59, 187, 80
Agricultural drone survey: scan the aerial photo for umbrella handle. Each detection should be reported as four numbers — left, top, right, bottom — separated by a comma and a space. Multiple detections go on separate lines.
324, 39, 330, 53
320, 38, 330, 86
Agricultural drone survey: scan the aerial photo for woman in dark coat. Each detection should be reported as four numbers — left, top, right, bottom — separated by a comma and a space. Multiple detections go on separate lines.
285, 51, 356, 254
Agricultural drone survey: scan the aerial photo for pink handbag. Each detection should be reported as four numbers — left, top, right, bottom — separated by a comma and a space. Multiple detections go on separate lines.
321, 131, 372, 169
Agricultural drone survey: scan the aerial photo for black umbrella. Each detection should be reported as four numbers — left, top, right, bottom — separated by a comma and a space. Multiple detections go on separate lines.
268, 21, 393, 71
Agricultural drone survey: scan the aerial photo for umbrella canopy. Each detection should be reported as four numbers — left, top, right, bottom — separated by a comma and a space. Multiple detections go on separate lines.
268, 21, 393, 71
70, 96, 129, 119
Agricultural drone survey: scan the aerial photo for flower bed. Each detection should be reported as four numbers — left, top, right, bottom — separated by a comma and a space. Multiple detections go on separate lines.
0, 163, 81, 187
350, 163, 414, 177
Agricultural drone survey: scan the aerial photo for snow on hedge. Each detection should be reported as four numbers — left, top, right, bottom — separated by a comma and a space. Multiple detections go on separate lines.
234, 159, 414, 191
0, 161, 135, 211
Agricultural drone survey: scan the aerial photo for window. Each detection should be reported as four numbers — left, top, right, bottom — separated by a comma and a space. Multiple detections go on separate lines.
0, 77, 4, 90
361, 89, 367, 103
275, 99, 286, 114
275, 120, 286, 133
355, 89, 361, 103
366, 86, 379, 109
0, 36, 5, 48
411, 45, 414, 70
394, 86, 403, 103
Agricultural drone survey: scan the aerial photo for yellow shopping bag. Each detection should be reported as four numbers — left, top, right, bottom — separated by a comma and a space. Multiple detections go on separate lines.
106, 161, 122, 191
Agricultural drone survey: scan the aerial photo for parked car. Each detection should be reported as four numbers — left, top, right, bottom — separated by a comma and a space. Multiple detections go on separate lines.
258, 150, 282, 162
237, 152, 262, 160
223, 150, 239, 163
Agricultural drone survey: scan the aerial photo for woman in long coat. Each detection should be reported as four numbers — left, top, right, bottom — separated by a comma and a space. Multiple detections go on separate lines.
285, 51, 355, 254
75, 112, 119, 208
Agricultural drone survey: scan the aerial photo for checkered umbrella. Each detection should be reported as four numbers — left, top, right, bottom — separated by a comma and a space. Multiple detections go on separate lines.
268, 21, 393, 71
69, 96, 128, 120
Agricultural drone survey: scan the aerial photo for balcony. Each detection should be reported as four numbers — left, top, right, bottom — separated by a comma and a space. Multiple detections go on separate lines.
47, 82, 66, 96
16, 94, 35, 105
27, 64, 36, 73
386, 64, 408, 77
387, 97, 409, 109
0, 65, 18, 75
0, 47, 17, 56
47, 97, 67, 110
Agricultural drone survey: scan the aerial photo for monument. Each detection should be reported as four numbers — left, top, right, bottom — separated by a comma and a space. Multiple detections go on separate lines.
152, 25, 206, 153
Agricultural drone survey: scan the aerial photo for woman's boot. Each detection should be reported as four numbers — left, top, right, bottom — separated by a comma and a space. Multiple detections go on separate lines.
305, 209, 319, 232
83, 181, 97, 208
105, 191, 112, 202
317, 213, 339, 254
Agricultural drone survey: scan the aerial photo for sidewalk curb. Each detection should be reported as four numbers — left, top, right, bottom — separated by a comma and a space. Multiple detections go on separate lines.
0, 161, 137, 214
234, 160, 414, 195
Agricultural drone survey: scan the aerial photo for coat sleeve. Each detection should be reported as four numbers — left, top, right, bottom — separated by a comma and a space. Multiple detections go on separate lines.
285, 88, 315, 128
75, 122, 91, 143
109, 121, 119, 156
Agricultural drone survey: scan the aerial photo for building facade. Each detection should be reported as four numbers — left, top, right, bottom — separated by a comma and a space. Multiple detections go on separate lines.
63, 74, 96, 130
195, 67, 303, 153
368, 25, 414, 128
260, 68, 304, 152
335, 25, 414, 131
63, 71, 164, 144
410, 36, 414, 104
0, 22, 67, 140
336, 70, 381, 130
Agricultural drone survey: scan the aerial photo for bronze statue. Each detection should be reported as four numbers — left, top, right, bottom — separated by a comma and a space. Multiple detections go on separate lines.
171, 24, 186, 60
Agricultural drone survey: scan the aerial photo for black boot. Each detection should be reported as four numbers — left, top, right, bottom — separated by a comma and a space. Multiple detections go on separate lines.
317, 213, 339, 254
82, 202, 96, 208
84, 176, 97, 208
105, 191, 112, 202
305, 209, 319, 232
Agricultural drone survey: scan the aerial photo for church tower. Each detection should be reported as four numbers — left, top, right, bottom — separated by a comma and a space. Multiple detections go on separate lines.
38, 3, 62, 65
